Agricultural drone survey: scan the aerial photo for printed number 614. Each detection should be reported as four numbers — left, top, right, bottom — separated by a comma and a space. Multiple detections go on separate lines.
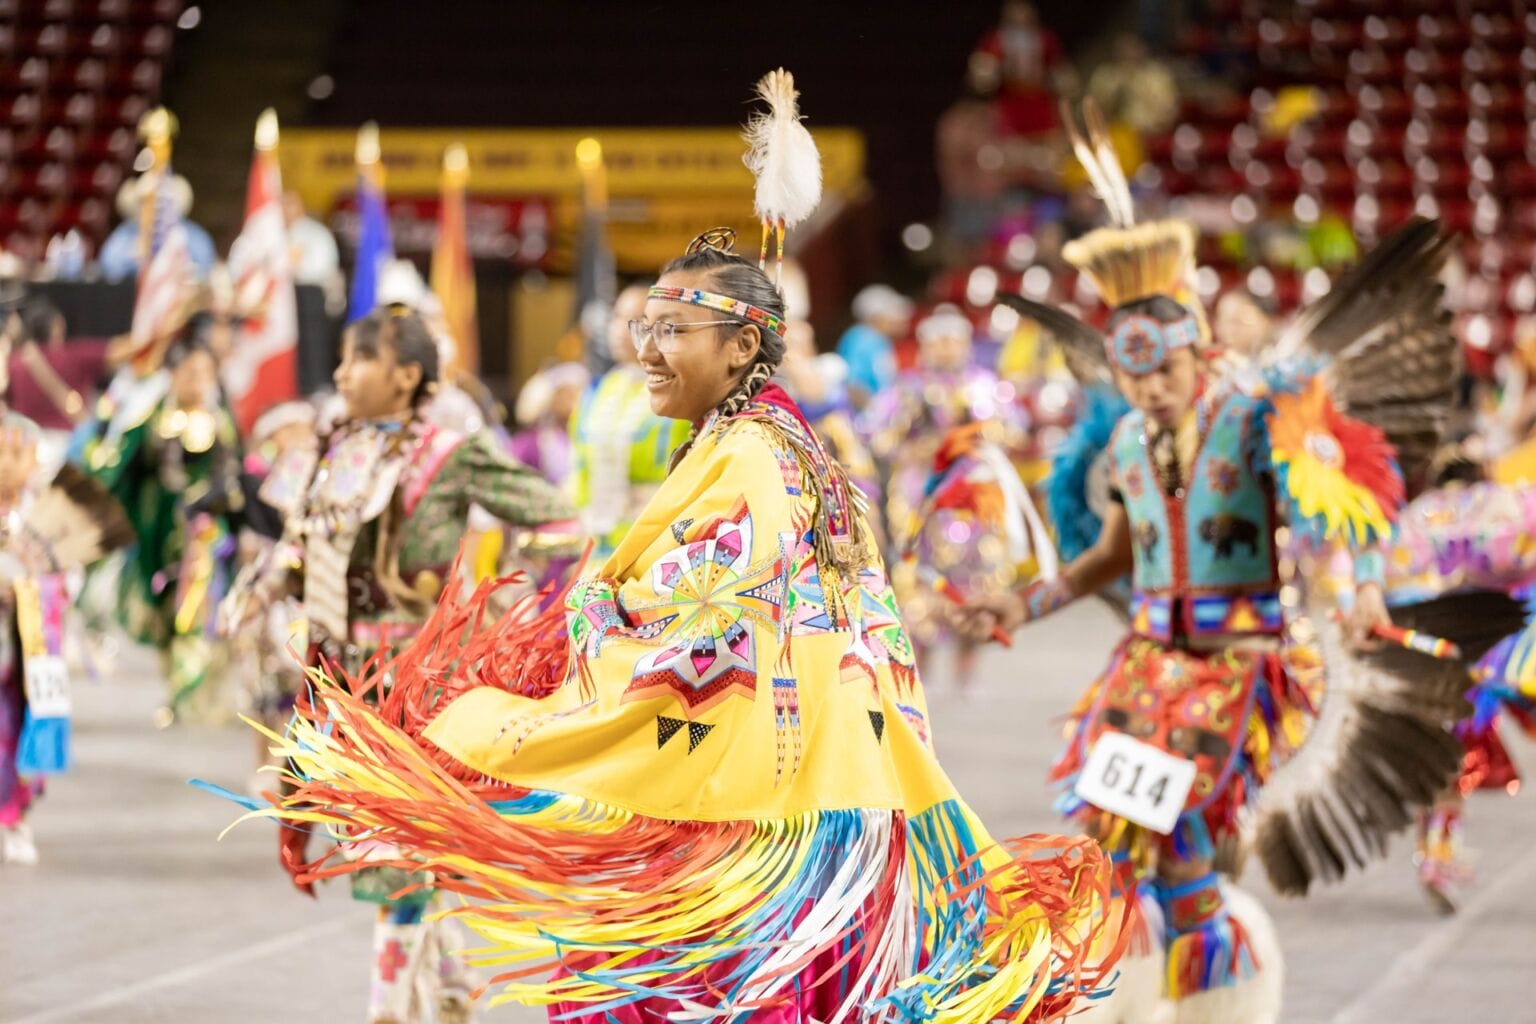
1073, 731, 1198, 835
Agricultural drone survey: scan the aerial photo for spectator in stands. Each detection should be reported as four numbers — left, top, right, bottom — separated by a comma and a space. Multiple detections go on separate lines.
98, 175, 218, 283
282, 191, 341, 287
15, 296, 65, 351
1087, 32, 1180, 137
1304, 210, 1360, 269
936, 86, 1010, 255
837, 284, 911, 408
970, 1, 1072, 138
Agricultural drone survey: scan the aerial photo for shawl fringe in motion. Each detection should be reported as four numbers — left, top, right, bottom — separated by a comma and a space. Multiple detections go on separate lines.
239, 571, 1124, 1022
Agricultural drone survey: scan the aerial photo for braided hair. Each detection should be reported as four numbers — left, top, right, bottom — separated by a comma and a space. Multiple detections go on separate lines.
659, 244, 787, 419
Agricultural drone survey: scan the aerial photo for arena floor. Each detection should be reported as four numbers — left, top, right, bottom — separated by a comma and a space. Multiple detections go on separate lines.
4, 601, 1531, 1023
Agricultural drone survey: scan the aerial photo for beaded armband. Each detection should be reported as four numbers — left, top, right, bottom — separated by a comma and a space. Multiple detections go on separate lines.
1352, 548, 1385, 590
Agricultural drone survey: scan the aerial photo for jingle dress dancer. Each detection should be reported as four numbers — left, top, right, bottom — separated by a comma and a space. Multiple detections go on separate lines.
221, 305, 576, 1024
570, 283, 693, 557
977, 192, 1460, 1021
865, 306, 1026, 689
225, 72, 1119, 1024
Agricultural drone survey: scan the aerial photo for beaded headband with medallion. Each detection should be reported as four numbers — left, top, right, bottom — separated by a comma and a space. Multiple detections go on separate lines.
1107, 310, 1201, 376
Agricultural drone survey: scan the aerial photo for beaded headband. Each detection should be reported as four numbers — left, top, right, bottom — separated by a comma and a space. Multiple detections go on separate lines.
648, 285, 786, 337
1106, 311, 1201, 376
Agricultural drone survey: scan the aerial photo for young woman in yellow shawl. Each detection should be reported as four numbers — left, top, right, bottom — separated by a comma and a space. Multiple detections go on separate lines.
229, 67, 1121, 1021
233, 231, 1122, 1022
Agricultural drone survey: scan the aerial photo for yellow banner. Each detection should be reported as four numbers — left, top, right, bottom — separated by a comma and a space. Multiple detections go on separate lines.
281, 127, 865, 273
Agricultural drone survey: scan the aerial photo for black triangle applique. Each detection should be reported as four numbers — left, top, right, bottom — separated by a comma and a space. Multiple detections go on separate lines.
868, 710, 886, 743
657, 716, 687, 749
687, 721, 715, 753
672, 519, 694, 544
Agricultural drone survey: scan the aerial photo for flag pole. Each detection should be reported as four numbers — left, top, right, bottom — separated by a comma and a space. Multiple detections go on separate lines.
356, 120, 381, 174
347, 121, 388, 323
135, 106, 177, 279
432, 142, 476, 376
575, 136, 607, 214
255, 107, 279, 153
570, 137, 615, 367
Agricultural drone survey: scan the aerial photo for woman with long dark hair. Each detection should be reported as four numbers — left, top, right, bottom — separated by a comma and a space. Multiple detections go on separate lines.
244, 233, 1117, 1023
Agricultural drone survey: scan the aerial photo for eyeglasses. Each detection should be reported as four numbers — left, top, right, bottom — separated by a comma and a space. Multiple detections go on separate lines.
628, 318, 740, 353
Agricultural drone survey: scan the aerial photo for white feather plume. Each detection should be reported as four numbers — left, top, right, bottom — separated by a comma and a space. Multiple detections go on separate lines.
742, 68, 822, 228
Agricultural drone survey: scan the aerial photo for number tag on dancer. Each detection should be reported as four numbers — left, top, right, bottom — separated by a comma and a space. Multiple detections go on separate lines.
1074, 732, 1196, 835
23, 654, 70, 718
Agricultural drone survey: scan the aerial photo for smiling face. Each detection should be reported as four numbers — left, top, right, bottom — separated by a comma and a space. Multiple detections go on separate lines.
1115, 346, 1200, 429
636, 269, 760, 422
333, 328, 422, 422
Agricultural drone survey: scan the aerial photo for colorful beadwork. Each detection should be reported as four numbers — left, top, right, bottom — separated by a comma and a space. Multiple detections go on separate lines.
648, 285, 787, 336
1106, 312, 1200, 376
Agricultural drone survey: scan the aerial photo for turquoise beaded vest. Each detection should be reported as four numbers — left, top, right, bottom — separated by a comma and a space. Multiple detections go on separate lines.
1110, 388, 1282, 644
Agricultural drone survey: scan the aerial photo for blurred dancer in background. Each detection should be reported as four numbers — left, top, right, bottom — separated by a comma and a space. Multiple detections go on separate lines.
569, 283, 692, 556
836, 283, 910, 409
228, 399, 317, 790
779, 318, 883, 537
222, 304, 574, 1024
0, 421, 46, 864
509, 362, 588, 487
84, 315, 242, 723
866, 305, 1025, 691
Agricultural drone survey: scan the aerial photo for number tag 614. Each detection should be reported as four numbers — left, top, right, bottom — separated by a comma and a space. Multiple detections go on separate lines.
1073, 731, 1197, 835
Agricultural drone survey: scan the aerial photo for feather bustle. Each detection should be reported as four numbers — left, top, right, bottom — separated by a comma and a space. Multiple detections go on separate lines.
1251, 594, 1471, 896
18, 463, 133, 572
1280, 217, 1457, 490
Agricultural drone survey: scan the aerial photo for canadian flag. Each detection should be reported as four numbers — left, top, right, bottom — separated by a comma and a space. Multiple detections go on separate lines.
225, 110, 298, 435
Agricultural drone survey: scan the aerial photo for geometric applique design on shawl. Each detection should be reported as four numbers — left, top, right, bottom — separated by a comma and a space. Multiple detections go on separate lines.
785, 533, 846, 636
840, 567, 918, 696
623, 499, 788, 717
838, 575, 902, 692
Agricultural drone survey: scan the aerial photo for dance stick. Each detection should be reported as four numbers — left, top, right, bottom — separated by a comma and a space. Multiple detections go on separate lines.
1331, 610, 1462, 660
916, 565, 1013, 648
